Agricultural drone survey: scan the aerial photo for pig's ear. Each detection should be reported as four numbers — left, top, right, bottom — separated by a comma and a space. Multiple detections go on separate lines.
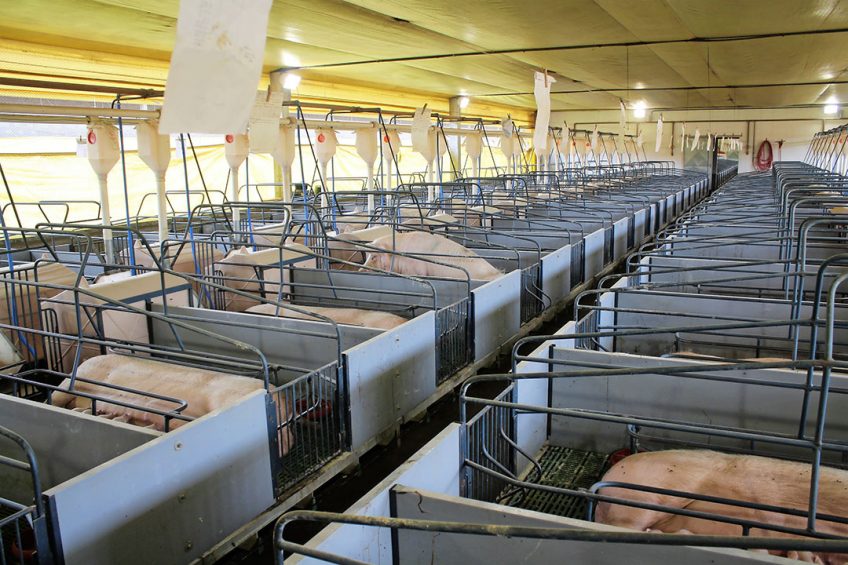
238, 246, 249, 254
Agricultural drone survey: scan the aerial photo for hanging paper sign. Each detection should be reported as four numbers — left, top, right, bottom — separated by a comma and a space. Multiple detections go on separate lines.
655, 115, 664, 153
619, 100, 627, 141
533, 71, 556, 158
411, 107, 435, 163
75, 137, 88, 158
159, 0, 273, 134
691, 129, 701, 151
248, 90, 285, 153
500, 133, 514, 160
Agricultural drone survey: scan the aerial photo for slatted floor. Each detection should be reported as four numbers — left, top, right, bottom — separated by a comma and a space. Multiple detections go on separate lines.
503, 445, 610, 519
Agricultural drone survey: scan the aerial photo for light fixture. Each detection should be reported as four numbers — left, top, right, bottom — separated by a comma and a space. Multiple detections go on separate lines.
824, 96, 839, 115
282, 73, 301, 90
459, 96, 470, 109
632, 100, 647, 119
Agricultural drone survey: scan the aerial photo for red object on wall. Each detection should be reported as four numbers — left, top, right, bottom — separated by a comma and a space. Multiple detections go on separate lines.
755, 139, 774, 171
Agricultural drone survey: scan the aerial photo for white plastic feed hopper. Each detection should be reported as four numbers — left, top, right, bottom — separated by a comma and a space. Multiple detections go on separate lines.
464, 131, 483, 178
136, 120, 171, 244
271, 124, 296, 202
86, 123, 120, 261
382, 129, 401, 190
224, 133, 249, 227
355, 126, 378, 211
314, 128, 338, 208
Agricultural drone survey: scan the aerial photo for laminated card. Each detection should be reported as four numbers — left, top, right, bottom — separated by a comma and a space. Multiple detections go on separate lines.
159, 0, 273, 134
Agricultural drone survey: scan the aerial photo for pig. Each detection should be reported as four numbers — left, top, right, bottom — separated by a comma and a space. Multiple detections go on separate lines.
41, 271, 192, 370
0, 258, 86, 363
128, 239, 223, 274
285, 231, 366, 271
51, 354, 293, 454
212, 246, 268, 312
595, 450, 848, 564
246, 303, 407, 330
362, 231, 503, 281
325, 233, 367, 270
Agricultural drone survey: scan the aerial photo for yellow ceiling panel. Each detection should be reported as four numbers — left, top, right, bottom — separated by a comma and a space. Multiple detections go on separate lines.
663, 0, 848, 37
1, 0, 847, 113
337, 0, 640, 50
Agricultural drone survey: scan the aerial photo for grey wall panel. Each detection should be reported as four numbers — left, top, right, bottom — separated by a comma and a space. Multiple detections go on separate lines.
541, 243, 571, 306
460, 231, 571, 251
472, 270, 521, 361
613, 217, 629, 260
0, 395, 156, 498
152, 304, 378, 353
149, 305, 348, 380
48, 392, 275, 565
292, 269, 467, 309
633, 209, 646, 241
584, 228, 606, 280
612, 290, 848, 357
547, 349, 848, 463
345, 312, 437, 451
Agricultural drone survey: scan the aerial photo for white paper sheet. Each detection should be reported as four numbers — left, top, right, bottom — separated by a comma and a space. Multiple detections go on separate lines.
619, 100, 627, 142
411, 107, 435, 163
692, 129, 701, 151
159, 0, 273, 134
249, 90, 285, 153
533, 72, 555, 158
501, 118, 515, 162
655, 115, 663, 154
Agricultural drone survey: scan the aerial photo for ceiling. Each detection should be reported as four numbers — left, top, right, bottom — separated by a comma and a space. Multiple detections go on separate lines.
2, 0, 848, 115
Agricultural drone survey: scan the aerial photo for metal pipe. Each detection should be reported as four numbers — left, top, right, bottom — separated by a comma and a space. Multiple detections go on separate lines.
0, 103, 159, 119
0, 77, 164, 97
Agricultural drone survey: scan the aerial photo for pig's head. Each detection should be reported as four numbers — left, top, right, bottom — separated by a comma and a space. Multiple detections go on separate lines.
361, 238, 393, 272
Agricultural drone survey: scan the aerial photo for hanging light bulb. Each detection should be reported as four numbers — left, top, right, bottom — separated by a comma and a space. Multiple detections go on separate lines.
633, 100, 647, 119
458, 96, 470, 109
282, 73, 301, 90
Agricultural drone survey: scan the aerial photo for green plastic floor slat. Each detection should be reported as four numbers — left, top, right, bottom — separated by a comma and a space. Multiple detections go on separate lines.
503, 445, 610, 519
